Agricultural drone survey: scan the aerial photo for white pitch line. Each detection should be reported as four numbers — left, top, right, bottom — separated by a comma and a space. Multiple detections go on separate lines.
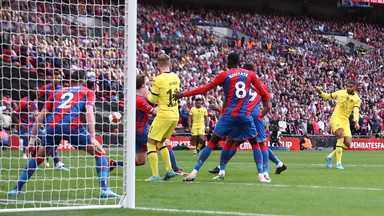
135, 207, 289, 216
138, 179, 384, 191
176, 161, 384, 167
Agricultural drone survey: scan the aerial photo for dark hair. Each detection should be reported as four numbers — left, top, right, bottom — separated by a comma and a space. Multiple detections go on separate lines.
195, 98, 202, 102
242, 63, 254, 71
227, 52, 239, 68
53, 70, 61, 76
347, 80, 356, 86
136, 74, 146, 89
71, 70, 86, 82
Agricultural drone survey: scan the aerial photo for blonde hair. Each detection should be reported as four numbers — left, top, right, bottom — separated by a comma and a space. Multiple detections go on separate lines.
157, 54, 170, 68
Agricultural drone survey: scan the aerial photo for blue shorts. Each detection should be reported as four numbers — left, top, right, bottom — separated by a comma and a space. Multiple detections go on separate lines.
136, 133, 148, 153
42, 125, 90, 152
227, 112, 265, 142
213, 115, 257, 140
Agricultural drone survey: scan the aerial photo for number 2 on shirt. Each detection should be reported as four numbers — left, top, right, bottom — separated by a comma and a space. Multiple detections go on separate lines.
57, 92, 74, 109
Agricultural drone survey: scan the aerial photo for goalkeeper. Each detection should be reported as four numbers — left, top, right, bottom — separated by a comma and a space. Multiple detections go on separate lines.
316, 80, 360, 170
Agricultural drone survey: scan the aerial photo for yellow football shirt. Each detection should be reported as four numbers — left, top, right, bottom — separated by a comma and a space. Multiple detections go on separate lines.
320, 90, 361, 121
189, 107, 208, 127
147, 72, 180, 121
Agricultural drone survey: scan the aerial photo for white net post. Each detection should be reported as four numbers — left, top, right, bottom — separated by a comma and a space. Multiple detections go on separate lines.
122, 0, 137, 209
0, 0, 126, 212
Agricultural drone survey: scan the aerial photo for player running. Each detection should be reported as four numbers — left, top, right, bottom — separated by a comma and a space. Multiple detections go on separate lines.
8, 70, 120, 198
188, 98, 209, 156
174, 52, 269, 182
316, 80, 360, 169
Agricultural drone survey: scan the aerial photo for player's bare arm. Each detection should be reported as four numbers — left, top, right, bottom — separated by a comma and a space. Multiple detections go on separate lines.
315, 86, 322, 94
27, 108, 49, 156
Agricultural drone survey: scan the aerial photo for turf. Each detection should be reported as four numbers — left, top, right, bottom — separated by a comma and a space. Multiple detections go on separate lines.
1, 150, 384, 216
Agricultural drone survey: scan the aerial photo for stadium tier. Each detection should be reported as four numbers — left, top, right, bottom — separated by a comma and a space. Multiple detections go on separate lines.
1, 0, 384, 213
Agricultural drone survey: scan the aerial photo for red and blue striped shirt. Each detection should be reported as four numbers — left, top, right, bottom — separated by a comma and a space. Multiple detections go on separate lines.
136, 95, 154, 136
44, 86, 95, 129
184, 68, 269, 117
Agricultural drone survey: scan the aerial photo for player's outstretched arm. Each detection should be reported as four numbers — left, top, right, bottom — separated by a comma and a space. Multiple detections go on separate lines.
316, 86, 338, 99
173, 72, 226, 100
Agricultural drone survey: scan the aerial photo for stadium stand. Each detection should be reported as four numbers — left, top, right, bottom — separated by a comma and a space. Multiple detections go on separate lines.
1, 0, 384, 138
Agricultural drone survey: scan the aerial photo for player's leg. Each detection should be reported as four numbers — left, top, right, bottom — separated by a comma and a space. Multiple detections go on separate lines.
184, 116, 234, 182
158, 121, 178, 180
146, 119, 177, 181
209, 141, 238, 174
197, 132, 205, 154
146, 118, 163, 181
109, 135, 147, 172
39, 129, 67, 170
20, 131, 28, 159
260, 142, 270, 180
79, 130, 119, 197
157, 139, 176, 180
136, 134, 148, 166
268, 147, 286, 174
334, 123, 351, 169
326, 118, 342, 168
9, 138, 48, 196
213, 138, 240, 180
183, 133, 221, 182
165, 140, 188, 175
191, 135, 198, 156
255, 119, 271, 179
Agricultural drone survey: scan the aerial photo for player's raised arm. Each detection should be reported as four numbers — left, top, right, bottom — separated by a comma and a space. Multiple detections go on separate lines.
316, 87, 340, 100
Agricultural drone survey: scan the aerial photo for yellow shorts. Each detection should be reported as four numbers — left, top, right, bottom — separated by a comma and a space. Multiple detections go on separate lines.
330, 117, 351, 137
191, 126, 205, 136
148, 118, 178, 142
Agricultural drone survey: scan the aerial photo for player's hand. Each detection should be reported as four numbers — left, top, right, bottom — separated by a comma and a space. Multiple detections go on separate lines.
152, 107, 158, 116
205, 127, 209, 133
172, 91, 183, 100
26, 144, 36, 158
140, 88, 150, 97
21, 125, 28, 133
315, 87, 322, 94
257, 112, 263, 121
208, 104, 219, 111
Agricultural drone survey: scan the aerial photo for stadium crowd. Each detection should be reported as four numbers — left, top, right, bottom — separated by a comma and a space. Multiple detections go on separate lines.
1, 0, 384, 137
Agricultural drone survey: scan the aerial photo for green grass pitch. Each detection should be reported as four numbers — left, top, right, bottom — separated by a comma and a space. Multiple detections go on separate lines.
1, 150, 384, 216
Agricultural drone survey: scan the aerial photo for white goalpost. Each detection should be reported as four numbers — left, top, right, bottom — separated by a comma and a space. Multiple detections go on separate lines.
0, 0, 136, 212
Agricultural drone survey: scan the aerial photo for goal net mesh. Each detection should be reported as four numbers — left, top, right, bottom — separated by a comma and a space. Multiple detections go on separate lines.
0, 0, 126, 210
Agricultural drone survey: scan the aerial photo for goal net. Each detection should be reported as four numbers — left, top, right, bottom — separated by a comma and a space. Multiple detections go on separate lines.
0, 0, 136, 212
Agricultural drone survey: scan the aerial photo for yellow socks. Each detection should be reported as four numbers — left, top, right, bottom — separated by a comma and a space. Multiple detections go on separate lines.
147, 143, 159, 177
335, 138, 346, 163
197, 141, 203, 150
157, 142, 172, 172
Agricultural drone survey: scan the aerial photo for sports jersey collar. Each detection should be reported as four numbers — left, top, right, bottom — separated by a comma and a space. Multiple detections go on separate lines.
163, 71, 171, 73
